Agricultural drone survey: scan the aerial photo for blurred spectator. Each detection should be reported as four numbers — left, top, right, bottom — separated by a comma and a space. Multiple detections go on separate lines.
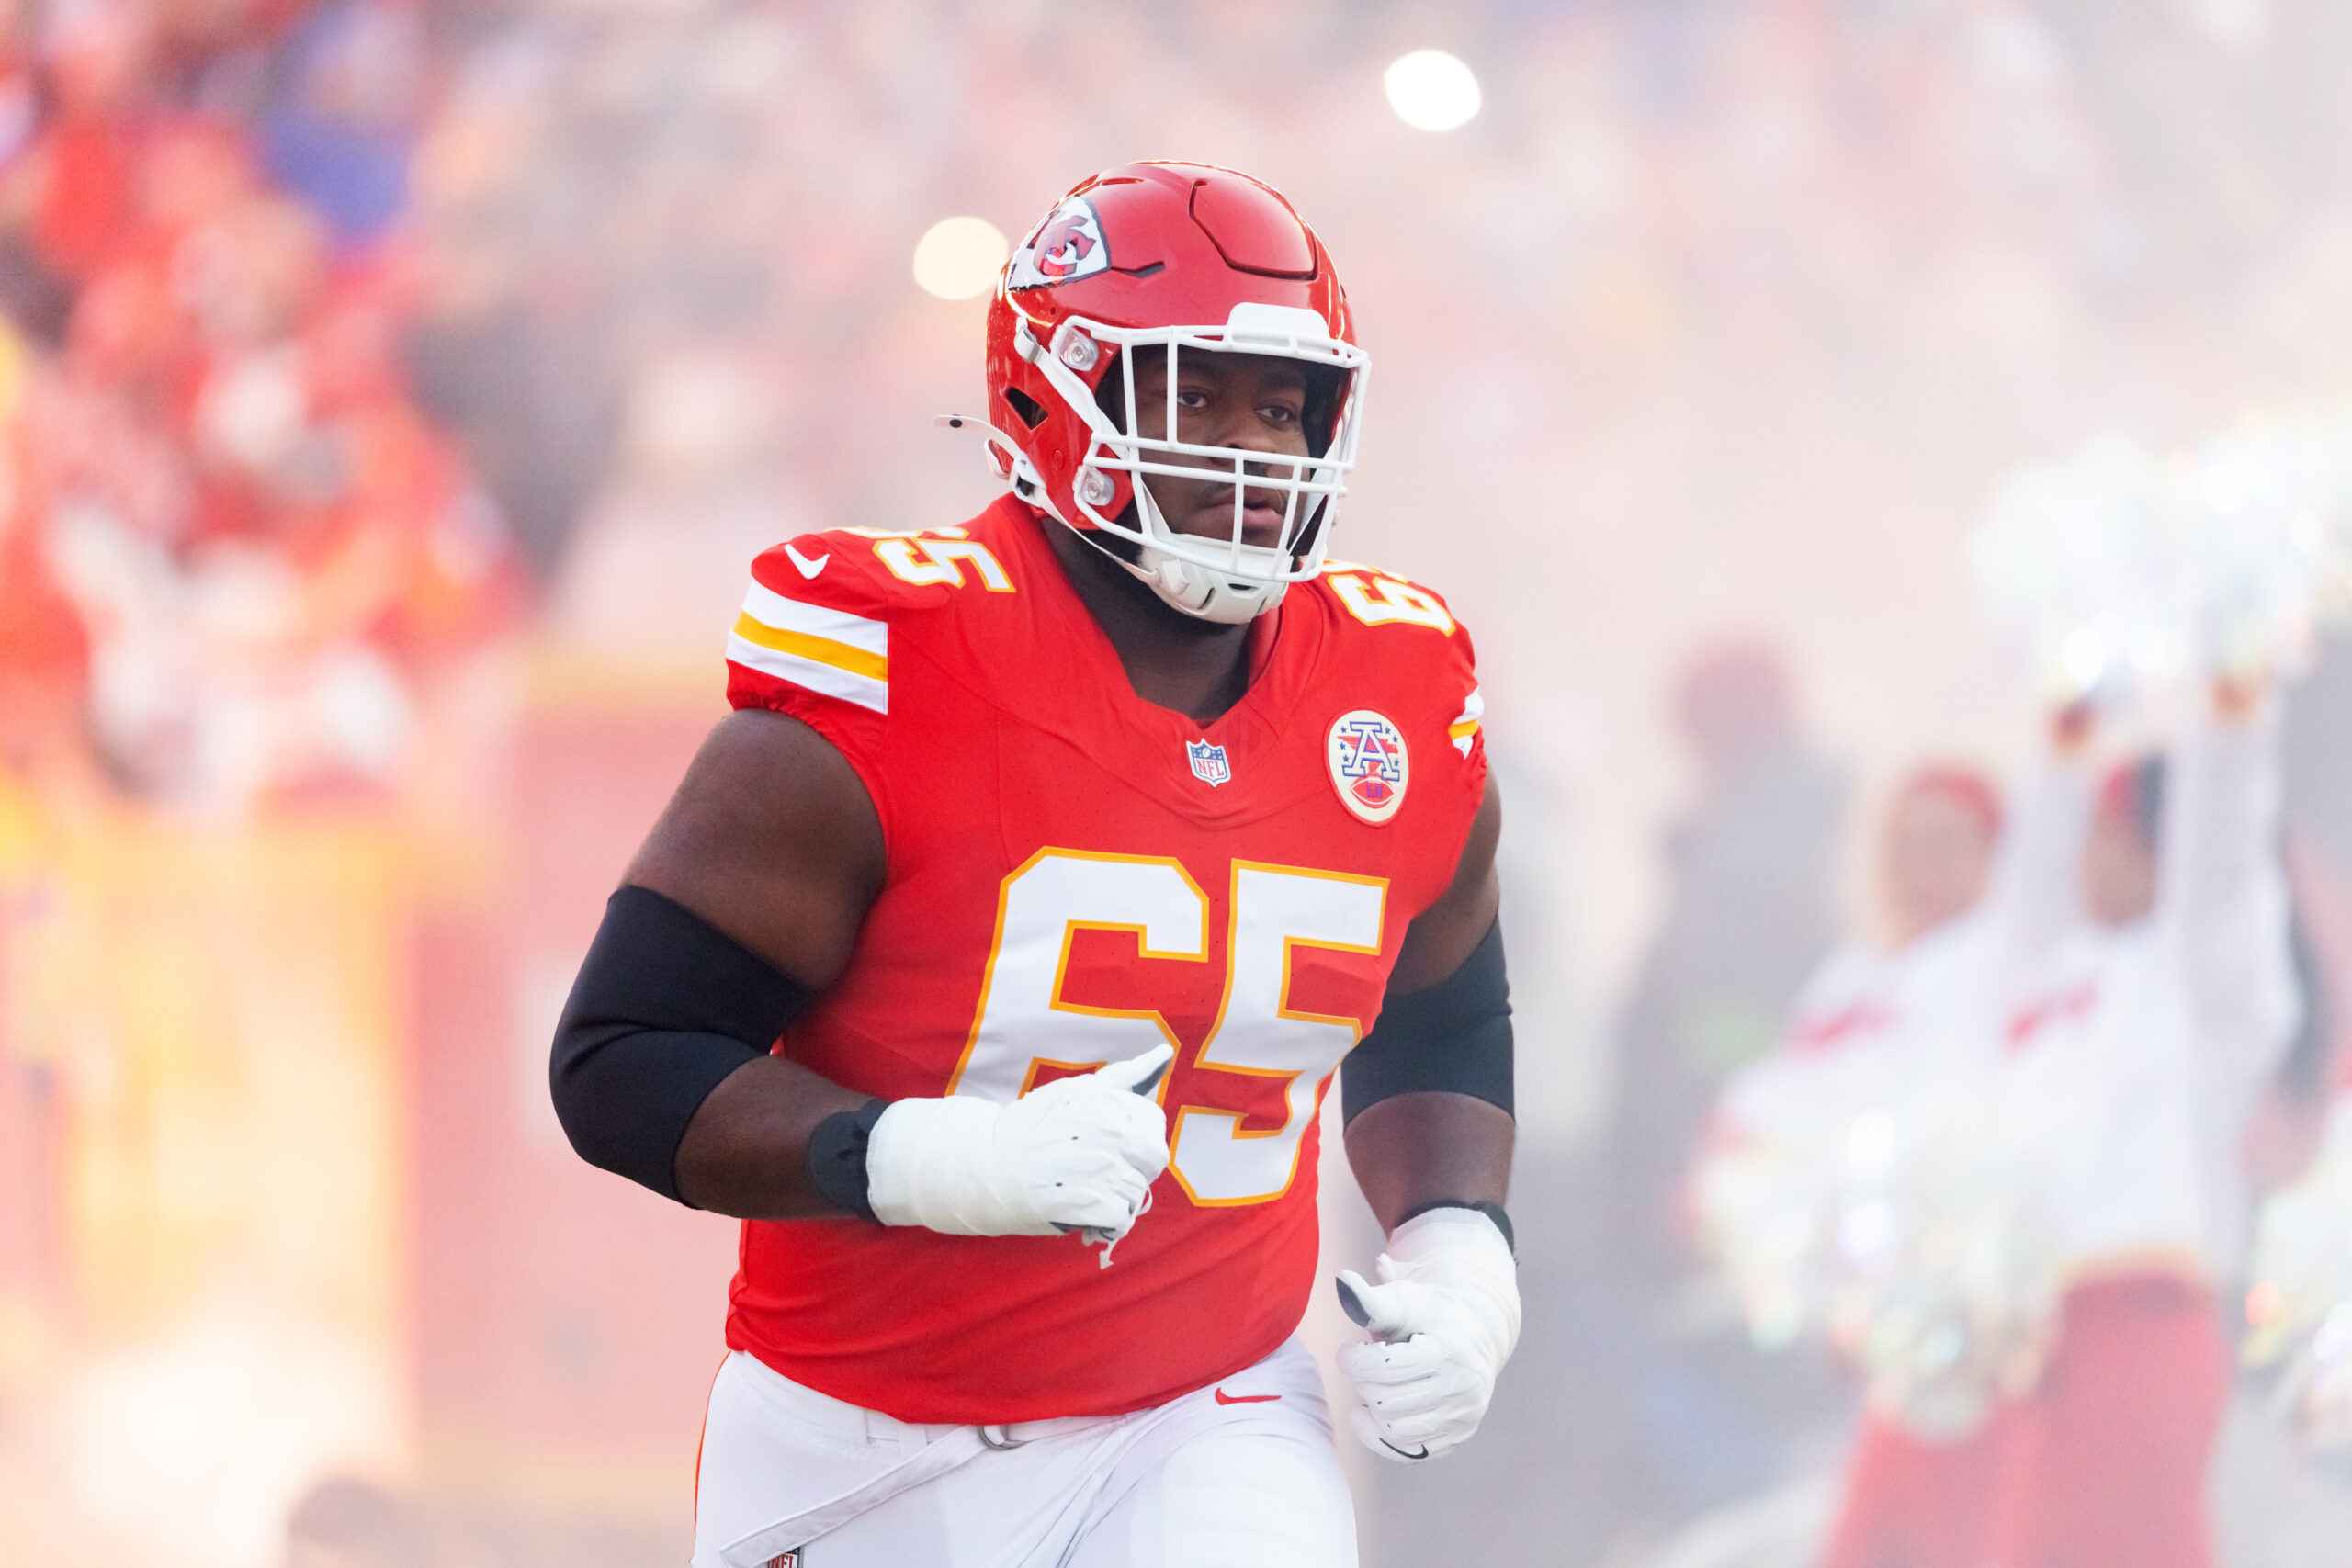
2283, 633, 2352, 880
398, 28, 616, 581
1608, 638, 1846, 1288
0, 322, 86, 771
1706, 764, 2015, 1568
283, 1478, 427, 1568
1962, 691, 2298, 1568
2233, 648, 2352, 1188
1567, 638, 1849, 1534
255, 0, 423, 253
0, 0, 519, 807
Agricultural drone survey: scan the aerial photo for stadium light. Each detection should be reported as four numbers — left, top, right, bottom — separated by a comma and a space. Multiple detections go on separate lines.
913, 216, 1011, 300
1384, 50, 1481, 132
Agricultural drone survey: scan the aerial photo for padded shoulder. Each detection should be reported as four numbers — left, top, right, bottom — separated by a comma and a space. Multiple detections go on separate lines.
1313, 560, 1469, 640
1309, 561, 1485, 761
729, 534, 903, 719
727, 509, 1035, 723
747, 526, 956, 620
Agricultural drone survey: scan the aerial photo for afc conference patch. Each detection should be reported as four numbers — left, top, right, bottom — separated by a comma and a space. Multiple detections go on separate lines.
1187, 739, 1232, 786
1327, 709, 1408, 825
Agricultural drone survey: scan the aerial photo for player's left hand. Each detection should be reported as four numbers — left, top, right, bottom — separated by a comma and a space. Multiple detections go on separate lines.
1333, 1206, 1520, 1463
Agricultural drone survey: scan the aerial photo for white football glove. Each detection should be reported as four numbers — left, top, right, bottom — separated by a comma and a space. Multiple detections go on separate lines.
1334, 1205, 1521, 1462
864, 1044, 1173, 1240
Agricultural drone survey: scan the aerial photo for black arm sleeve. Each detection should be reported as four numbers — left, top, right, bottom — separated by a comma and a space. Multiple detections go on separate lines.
1340, 917, 1513, 1125
549, 885, 814, 1204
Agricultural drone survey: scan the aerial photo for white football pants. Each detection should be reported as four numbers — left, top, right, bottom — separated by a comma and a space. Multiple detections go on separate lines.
690, 1337, 1357, 1568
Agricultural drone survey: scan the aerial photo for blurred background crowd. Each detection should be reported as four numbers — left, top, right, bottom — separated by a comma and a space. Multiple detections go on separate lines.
6, 0, 2352, 1564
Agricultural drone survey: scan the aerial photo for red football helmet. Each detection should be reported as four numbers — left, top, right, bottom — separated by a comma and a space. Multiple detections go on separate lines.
983, 162, 1366, 623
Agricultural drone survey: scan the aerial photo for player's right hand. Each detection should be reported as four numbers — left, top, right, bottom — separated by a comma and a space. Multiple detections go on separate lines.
863, 1044, 1174, 1239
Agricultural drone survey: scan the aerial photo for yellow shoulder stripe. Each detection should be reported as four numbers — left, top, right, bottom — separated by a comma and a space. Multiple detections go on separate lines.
729, 613, 889, 682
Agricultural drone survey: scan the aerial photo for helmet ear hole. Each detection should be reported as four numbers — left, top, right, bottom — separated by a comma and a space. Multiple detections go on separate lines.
1001, 387, 1049, 430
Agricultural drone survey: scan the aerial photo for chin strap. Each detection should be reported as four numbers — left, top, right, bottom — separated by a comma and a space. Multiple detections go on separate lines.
1120, 467, 1301, 624
1056, 510, 1290, 625
1134, 543, 1290, 625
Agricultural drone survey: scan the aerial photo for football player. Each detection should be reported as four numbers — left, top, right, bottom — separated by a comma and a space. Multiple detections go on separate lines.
551, 163, 1520, 1567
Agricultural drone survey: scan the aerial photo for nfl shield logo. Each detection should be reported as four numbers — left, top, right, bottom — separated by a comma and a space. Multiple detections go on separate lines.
1187, 739, 1231, 786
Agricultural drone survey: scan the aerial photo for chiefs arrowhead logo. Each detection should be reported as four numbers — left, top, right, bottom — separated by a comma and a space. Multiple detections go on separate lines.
1035, 216, 1095, 274
1007, 197, 1111, 290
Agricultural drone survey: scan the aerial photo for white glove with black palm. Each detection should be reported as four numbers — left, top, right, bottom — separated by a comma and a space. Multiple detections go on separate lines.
865, 1044, 1172, 1240
1335, 1205, 1521, 1462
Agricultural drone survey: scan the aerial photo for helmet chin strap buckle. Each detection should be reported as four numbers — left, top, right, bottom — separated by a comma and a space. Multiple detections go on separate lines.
1151, 555, 1195, 604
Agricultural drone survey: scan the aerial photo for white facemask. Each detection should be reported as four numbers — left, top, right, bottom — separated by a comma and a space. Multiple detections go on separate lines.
1005, 302, 1369, 624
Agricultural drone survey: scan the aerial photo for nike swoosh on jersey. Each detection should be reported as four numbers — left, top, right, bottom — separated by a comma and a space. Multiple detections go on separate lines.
1381, 1438, 1431, 1460
1213, 1388, 1281, 1405
785, 543, 830, 578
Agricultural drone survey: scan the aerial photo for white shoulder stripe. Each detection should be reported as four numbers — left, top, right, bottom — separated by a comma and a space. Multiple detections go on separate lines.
741, 577, 888, 656
1449, 685, 1484, 758
727, 632, 889, 715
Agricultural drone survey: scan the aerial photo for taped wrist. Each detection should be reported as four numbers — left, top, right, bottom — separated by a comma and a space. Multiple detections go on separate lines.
1342, 919, 1513, 1125
1397, 1199, 1515, 1258
864, 1094, 1028, 1233
550, 885, 811, 1204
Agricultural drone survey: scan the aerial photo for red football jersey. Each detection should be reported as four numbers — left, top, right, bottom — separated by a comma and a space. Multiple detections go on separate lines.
720, 496, 1487, 1423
